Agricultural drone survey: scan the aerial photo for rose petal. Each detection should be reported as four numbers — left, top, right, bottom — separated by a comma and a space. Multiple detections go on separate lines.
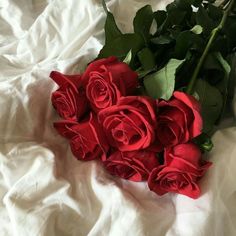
173, 91, 202, 138
50, 71, 81, 90
104, 150, 159, 182
53, 120, 78, 139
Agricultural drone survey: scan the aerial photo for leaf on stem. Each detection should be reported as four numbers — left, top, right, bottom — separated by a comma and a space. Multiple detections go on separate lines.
194, 79, 223, 133
214, 52, 231, 121
98, 33, 144, 67
190, 25, 203, 34
194, 133, 214, 152
196, 5, 215, 35
123, 50, 132, 65
104, 12, 122, 43
144, 59, 184, 100
137, 48, 156, 70
133, 5, 154, 43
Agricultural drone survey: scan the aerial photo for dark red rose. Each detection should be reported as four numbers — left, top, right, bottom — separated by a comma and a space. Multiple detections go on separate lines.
98, 96, 157, 152
156, 91, 203, 148
148, 143, 212, 199
54, 113, 108, 161
53, 119, 78, 139
104, 150, 159, 182
50, 71, 88, 120
82, 57, 138, 112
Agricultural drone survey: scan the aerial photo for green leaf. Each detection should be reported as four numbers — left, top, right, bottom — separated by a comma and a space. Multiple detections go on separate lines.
192, 0, 203, 7
211, 36, 228, 55
194, 133, 214, 152
174, 31, 203, 58
214, 52, 231, 121
203, 53, 231, 117
175, 0, 195, 10
203, 53, 223, 71
174, 52, 197, 89
133, 5, 154, 43
215, 53, 231, 91
202, 53, 225, 86
98, 33, 144, 67
174, 31, 192, 59
166, 10, 186, 27
104, 12, 122, 43
136, 67, 155, 79
157, 2, 187, 34
123, 50, 132, 65
196, 5, 214, 35
227, 53, 236, 101
190, 25, 203, 34
175, 0, 204, 8
194, 79, 223, 133
154, 10, 167, 30
144, 59, 184, 100
224, 20, 236, 51
151, 35, 173, 45
208, 4, 222, 21
137, 48, 156, 70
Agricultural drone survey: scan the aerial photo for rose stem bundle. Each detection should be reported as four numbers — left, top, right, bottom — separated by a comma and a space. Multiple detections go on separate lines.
186, 0, 235, 94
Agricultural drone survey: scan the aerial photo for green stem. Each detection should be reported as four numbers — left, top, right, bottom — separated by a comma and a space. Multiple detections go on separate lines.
186, 0, 235, 94
220, 0, 230, 8
102, 0, 108, 14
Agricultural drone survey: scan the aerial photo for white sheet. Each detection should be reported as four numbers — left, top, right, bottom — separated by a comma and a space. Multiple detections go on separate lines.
0, 0, 236, 235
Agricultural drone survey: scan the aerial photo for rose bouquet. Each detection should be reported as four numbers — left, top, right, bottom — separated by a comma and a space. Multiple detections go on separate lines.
50, 0, 236, 199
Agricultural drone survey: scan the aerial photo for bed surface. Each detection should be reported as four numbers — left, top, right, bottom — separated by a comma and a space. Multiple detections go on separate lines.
0, 0, 236, 235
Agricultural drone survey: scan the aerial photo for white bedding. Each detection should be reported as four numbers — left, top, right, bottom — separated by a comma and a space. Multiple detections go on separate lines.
0, 0, 236, 235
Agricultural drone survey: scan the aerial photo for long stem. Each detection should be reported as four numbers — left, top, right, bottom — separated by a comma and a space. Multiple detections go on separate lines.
102, 0, 108, 14
186, 0, 235, 94
220, 0, 230, 8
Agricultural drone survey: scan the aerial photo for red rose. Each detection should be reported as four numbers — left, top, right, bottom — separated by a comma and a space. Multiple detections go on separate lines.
104, 150, 159, 182
156, 91, 202, 148
50, 71, 88, 120
82, 57, 138, 112
98, 96, 157, 151
54, 113, 108, 161
148, 143, 212, 199
53, 119, 78, 139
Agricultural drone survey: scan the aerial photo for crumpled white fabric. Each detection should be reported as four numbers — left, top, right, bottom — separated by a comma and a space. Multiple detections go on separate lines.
0, 0, 236, 235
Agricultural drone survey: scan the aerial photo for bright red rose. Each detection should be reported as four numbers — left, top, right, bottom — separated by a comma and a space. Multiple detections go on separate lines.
54, 113, 108, 161
104, 150, 159, 182
82, 57, 138, 112
148, 143, 212, 199
156, 91, 202, 148
98, 96, 157, 152
50, 71, 88, 120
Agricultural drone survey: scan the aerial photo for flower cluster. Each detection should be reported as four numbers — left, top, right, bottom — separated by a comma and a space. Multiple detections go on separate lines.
50, 57, 211, 199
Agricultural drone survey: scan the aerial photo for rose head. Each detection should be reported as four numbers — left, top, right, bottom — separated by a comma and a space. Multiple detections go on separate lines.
104, 150, 159, 182
53, 119, 78, 139
82, 57, 138, 112
98, 96, 157, 152
156, 91, 203, 148
54, 113, 108, 161
148, 143, 212, 199
50, 71, 88, 120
